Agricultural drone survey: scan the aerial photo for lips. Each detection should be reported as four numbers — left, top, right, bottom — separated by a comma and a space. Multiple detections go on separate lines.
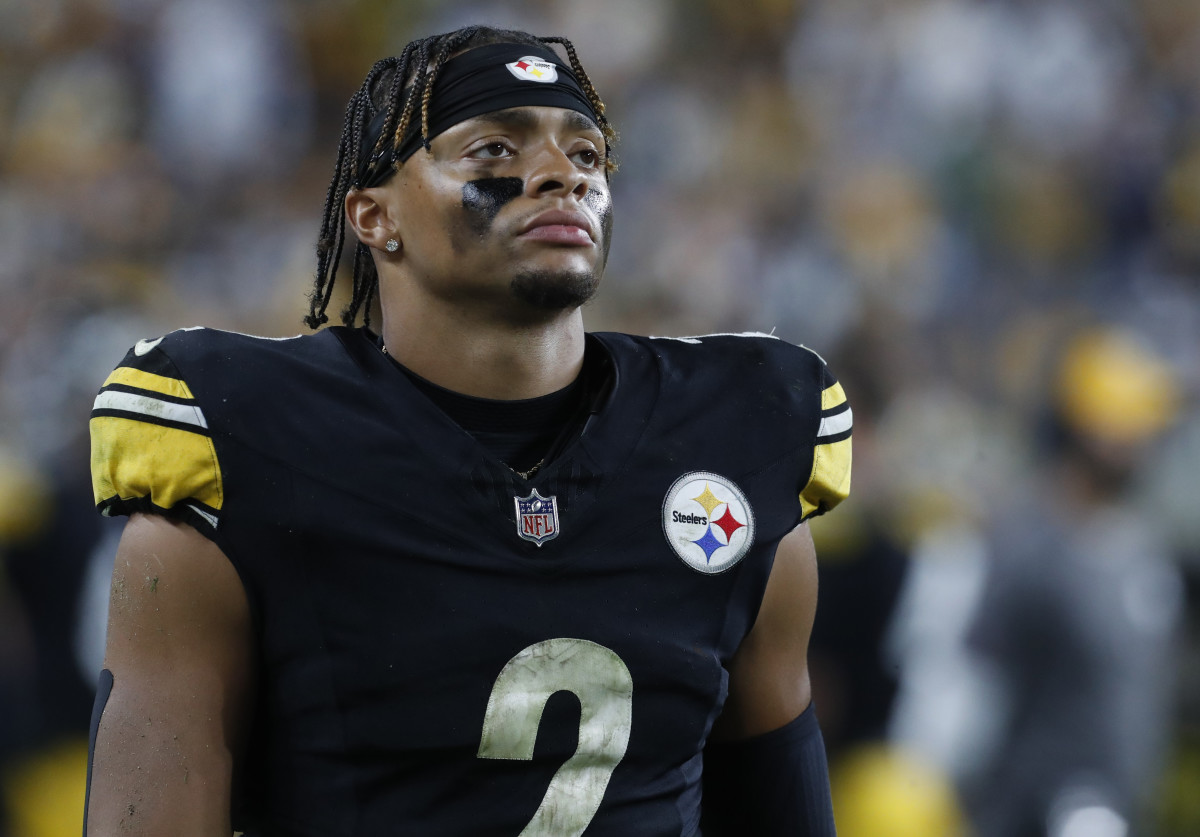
518, 209, 595, 245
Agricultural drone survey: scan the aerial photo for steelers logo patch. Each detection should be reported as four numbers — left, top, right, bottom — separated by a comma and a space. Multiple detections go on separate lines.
662, 472, 755, 574
505, 56, 559, 84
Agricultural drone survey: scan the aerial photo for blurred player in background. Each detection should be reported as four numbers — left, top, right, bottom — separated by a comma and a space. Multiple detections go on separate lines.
963, 327, 1184, 837
84, 25, 851, 836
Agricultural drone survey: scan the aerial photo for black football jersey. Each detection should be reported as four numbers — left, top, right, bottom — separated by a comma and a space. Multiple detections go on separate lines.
90, 326, 851, 836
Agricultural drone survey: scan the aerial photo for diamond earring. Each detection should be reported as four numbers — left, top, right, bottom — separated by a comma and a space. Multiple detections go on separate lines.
385, 239, 399, 253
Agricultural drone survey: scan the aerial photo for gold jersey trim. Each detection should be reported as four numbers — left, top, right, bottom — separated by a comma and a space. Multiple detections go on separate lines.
102, 366, 196, 401
89, 361, 224, 528
800, 381, 852, 520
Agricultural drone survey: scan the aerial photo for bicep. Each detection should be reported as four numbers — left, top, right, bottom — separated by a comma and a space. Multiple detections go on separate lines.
86, 513, 253, 836
711, 522, 819, 741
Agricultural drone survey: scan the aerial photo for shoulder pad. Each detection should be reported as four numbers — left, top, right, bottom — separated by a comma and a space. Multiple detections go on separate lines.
644, 331, 852, 518
800, 359, 852, 519
89, 333, 224, 532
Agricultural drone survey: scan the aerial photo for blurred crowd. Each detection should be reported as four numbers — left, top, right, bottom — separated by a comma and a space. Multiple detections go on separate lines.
1, 0, 1198, 835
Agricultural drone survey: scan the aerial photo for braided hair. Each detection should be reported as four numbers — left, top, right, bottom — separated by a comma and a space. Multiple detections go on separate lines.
306, 26, 616, 330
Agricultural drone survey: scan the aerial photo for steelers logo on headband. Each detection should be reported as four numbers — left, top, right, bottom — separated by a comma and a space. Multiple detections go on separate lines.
506, 56, 559, 83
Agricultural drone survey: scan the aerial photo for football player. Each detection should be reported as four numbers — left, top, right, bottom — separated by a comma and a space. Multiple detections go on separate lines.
86, 25, 851, 836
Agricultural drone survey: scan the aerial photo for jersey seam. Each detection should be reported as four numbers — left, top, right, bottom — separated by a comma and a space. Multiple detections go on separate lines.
155, 339, 227, 516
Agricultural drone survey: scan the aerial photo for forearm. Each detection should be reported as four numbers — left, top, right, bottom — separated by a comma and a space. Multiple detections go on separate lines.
85, 670, 237, 836
702, 704, 836, 837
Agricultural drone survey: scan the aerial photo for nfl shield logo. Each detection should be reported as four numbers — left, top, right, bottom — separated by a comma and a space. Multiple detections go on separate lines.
514, 489, 560, 546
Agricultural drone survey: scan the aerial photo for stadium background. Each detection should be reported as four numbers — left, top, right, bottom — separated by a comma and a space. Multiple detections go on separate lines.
0, 0, 1197, 834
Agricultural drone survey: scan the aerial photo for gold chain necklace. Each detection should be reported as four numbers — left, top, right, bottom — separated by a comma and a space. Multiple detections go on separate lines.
513, 459, 545, 480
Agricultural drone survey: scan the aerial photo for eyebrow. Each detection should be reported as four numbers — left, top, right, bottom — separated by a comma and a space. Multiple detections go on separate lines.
561, 110, 602, 136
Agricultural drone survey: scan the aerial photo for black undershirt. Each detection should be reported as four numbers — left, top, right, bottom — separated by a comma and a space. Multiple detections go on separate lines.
391, 344, 603, 476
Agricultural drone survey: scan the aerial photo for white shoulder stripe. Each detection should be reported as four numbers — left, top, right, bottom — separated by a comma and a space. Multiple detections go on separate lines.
93, 390, 209, 430
186, 503, 219, 528
817, 407, 853, 439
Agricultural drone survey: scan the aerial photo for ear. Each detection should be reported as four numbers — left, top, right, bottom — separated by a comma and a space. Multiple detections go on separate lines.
344, 187, 400, 254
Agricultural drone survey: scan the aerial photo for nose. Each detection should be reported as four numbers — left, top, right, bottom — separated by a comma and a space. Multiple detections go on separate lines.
525, 143, 589, 200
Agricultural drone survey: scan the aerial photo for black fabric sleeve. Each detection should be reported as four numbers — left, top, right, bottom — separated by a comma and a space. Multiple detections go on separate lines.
701, 703, 837, 836
83, 668, 115, 837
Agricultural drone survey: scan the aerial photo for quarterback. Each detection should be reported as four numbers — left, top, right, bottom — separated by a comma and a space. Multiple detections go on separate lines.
85, 26, 851, 836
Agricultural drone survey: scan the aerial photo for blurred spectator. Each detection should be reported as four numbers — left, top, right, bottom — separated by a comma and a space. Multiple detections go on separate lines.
961, 327, 1185, 837
148, 0, 313, 188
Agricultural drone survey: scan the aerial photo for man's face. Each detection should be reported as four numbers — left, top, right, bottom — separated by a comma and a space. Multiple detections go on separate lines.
384, 105, 612, 314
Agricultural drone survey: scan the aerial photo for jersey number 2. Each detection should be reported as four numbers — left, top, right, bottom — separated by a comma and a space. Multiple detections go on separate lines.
478, 638, 634, 836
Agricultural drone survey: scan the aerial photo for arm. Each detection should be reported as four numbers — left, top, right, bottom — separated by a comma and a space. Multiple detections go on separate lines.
84, 513, 253, 837
713, 522, 819, 739
702, 522, 836, 836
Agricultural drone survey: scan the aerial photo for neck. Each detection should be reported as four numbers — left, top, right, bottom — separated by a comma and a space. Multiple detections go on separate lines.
378, 288, 586, 400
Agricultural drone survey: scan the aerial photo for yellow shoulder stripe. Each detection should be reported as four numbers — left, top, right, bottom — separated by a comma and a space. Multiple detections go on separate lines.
800, 436, 852, 519
822, 381, 847, 410
102, 366, 195, 401
89, 415, 223, 511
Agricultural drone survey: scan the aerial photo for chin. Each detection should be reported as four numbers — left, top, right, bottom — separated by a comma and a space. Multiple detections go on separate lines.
509, 268, 600, 311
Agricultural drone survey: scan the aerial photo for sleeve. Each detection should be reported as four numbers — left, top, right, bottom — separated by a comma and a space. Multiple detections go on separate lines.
799, 358, 852, 520
702, 704, 836, 836
89, 336, 224, 536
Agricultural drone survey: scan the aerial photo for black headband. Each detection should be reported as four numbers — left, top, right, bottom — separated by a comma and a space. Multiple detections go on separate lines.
356, 42, 599, 188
